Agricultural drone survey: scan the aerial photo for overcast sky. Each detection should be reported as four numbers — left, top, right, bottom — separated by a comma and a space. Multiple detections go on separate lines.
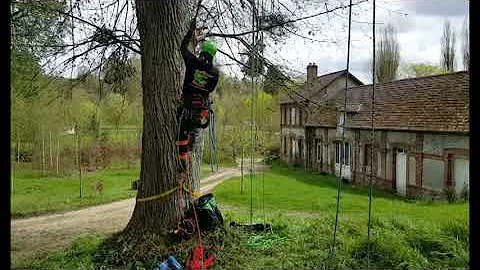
218, 0, 469, 84
49, 0, 469, 84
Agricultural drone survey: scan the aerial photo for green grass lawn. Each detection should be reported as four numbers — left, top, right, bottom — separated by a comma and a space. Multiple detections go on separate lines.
214, 164, 469, 226
11, 168, 140, 218
14, 163, 469, 269
210, 163, 469, 269
11, 165, 214, 218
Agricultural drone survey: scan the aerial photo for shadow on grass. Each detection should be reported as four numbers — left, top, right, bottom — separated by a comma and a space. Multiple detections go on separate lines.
269, 161, 408, 203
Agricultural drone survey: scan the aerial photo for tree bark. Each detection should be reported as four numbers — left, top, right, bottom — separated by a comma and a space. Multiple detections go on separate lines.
126, 0, 191, 234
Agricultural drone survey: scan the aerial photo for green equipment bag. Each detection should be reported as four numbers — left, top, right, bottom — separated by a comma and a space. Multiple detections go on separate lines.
193, 193, 224, 232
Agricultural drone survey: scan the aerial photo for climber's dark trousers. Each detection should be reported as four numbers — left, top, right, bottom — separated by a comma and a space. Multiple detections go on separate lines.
176, 106, 202, 172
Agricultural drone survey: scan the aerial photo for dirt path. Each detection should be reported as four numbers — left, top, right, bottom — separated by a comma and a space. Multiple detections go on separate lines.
11, 168, 242, 263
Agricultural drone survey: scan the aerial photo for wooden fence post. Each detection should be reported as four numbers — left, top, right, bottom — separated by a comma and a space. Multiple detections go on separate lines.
42, 137, 45, 176
49, 130, 53, 169
56, 137, 60, 175
241, 145, 244, 195
17, 139, 20, 163
77, 134, 83, 198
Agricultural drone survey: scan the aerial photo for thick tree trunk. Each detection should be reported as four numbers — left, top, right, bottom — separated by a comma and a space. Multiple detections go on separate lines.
127, 1, 192, 234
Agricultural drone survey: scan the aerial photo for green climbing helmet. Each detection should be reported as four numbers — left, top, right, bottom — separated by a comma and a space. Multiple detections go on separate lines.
201, 39, 217, 58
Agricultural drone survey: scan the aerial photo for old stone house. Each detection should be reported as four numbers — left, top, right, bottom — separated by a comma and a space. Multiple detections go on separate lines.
279, 63, 364, 165
280, 64, 469, 196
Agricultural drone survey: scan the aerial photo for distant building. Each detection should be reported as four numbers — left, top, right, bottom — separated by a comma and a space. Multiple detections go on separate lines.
280, 63, 469, 197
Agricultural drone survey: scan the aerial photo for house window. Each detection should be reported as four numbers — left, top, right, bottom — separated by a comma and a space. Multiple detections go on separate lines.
291, 107, 296, 125
298, 139, 303, 158
335, 141, 350, 165
316, 139, 322, 161
299, 109, 303, 125
290, 137, 294, 155
364, 144, 372, 166
287, 107, 291, 125
323, 144, 328, 163
337, 112, 346, 133
344, 142, 350, 165
280, 107, 283, 125
335, 142, 340, 164
338, 112, 345, 126
283, 137, 287, 154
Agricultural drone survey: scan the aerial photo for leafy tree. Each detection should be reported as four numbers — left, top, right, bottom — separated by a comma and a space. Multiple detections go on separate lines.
10, 49, 43, 99
409, 63, 446, 77
264, 65, 288, 95
11, 0, 68, 142
102, 94, 129, 132
11, 0, 67, 58
103, 48, 137, 96
14, 0, 374, 253
375, 24, 400, 83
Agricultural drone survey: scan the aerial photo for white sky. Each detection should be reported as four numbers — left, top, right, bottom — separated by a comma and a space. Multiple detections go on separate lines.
216, 0, 469, 84
48, 0, 469, 84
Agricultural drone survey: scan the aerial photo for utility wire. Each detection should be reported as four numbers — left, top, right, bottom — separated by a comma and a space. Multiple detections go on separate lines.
249, 0, 256, 225
367, 0, 376, 267
331, 0, 353, 261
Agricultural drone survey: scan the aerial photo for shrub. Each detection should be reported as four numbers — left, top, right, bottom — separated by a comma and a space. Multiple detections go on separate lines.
263, 149, 280, 164
460, 183, 469, 201
443, 186, 457, 203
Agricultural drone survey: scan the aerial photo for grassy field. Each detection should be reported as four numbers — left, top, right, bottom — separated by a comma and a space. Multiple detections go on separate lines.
214, 164, 469, 226
14, 163, 469, 269
11, 167, 140, 218
11, 165, 214, 218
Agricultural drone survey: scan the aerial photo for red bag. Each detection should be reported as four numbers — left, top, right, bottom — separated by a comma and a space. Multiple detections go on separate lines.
185, 245, 215, 269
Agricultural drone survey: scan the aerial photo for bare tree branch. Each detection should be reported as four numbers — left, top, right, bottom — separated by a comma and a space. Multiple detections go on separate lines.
207, 0, 367, 38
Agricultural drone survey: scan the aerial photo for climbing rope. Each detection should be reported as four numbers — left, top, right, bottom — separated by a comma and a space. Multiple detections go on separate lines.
331, 0, 353, 260
249, 0, 257, 225
260, 0, 266, 226
367, 0, 376, 267
208, 105, 218, 172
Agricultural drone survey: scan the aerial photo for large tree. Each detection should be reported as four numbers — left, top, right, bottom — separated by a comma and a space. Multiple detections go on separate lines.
440, 19, 456, 72
375, 24, 400, 83
11, 1, 68, 143
125, 1, 190, 232
13, 0, 377, 250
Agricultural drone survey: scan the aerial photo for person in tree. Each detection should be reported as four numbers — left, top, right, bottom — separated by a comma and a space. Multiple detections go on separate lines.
177, 18, 219, 170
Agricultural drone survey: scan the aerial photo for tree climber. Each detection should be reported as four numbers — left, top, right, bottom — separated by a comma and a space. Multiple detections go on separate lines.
177, 18, 219, 171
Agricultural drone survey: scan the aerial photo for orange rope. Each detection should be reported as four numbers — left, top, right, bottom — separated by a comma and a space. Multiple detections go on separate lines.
189, 166, 204, 267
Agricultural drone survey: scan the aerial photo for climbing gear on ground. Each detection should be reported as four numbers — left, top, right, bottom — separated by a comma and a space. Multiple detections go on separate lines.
246, 233, 288, 251
229, 222, 272, 232
135, 178, 200, 204
136, 185, 179, 203
182, 193, 223, 234
185, 245, 216, 270
154, 256, 183, 270
193, 193, 224, 232
200, 40, 217, 58
175, 217, 196, 240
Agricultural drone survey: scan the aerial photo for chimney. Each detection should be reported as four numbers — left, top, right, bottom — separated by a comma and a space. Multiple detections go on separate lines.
307, 62, 318, 84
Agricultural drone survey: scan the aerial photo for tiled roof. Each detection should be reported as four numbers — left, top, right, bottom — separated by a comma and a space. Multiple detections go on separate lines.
280, 70, 361, 104
305, 107, 338, 128
306, 71, 470, 132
